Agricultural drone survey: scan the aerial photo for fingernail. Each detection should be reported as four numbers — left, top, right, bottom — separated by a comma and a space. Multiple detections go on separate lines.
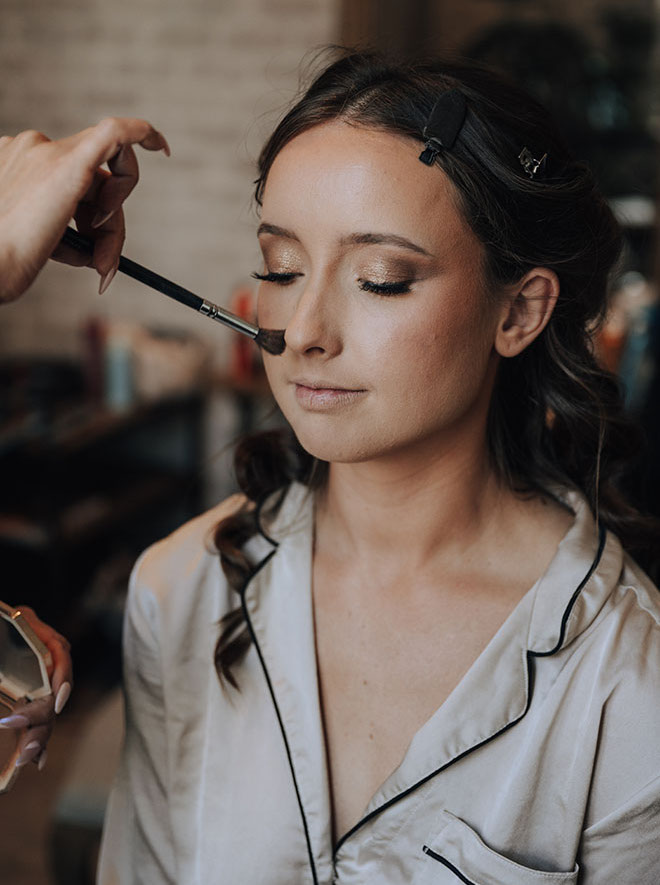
55, 682, 71, 715
157, 132, 171, 157
92, 209, 115, 229
37, 749, 48, 772
98, 264, 118, 295
0, 714, 30, 729
16, 741, 41, 767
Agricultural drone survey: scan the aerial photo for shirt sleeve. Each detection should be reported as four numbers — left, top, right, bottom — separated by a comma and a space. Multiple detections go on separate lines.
96, 551, 177, 885
579, 773, 660, 884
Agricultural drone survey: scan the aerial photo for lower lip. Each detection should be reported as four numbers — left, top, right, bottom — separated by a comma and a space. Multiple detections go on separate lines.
294, 384, 366, 410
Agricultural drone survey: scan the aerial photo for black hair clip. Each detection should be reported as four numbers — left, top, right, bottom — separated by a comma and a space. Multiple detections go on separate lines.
518, 147, 547, 180
419, 90, 467, 166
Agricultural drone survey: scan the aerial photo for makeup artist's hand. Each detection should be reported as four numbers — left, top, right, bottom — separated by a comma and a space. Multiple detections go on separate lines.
0, 117, 170, 303
0, 606, 73, 772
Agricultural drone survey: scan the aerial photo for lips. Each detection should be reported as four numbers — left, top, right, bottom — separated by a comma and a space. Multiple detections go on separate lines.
291, 378, 363, 392
291, 378, 366, 410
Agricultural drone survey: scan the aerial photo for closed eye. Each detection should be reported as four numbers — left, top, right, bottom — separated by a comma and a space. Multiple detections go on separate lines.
358, 278, 413, 296
251, 271, 301, 285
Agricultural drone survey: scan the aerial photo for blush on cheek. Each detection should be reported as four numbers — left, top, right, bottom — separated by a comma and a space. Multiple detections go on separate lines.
256, 294, 289, 332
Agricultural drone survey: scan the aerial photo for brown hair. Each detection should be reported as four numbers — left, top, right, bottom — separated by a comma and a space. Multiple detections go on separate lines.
214, 49, 659, 688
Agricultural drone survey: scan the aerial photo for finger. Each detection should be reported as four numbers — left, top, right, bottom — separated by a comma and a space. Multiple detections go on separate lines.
87, 207, 125, 282
16, 741, 42, 768
91, 144, 139, 230
16, 723, 52, 767
0, 711, 29, 729
57, 206, 113, 280
48, 171, 111, 268
16, 605, 72, 658
79, 167, 111, 208
51, 174, 120, 272
69, 205, 125, 283
10, 694, 55, 729
69, 117, 170, 171
50, 637, 73, 700
13, 606, 73, 700
50, 242, 94, 268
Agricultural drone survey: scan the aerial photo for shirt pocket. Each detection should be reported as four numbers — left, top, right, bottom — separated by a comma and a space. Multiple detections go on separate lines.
415, 811, 579, 885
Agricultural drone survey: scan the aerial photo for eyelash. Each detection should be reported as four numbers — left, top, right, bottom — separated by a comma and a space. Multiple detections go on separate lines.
251, 271, 300, 285
251, 271, 413, 297
357, 278, 412, 296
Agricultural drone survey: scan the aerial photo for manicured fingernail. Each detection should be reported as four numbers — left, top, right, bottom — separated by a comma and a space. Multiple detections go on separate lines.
16, 741, 41, 767
55, 682, 71, 715
0, 714, 30, 729
92, 209, 115, 229
157, 131, 171, 157
37, 749, 48, 772
98, 264, 118, 295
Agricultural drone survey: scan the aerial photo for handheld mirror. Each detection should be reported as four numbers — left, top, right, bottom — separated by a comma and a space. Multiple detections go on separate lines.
0, 601, 52, 793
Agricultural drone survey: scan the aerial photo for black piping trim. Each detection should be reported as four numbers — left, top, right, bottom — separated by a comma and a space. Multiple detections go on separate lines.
534, 524, 606, 657
253, 491, 283, 548
239, 548, 320, 885
422, 846, 478, 885
333, 524, 608, 855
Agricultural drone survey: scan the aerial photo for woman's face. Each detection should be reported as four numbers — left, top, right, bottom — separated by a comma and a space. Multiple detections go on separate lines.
256, 121, 504, 465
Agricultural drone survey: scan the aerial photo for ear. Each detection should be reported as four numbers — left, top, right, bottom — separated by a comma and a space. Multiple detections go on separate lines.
494, 268, 559, 358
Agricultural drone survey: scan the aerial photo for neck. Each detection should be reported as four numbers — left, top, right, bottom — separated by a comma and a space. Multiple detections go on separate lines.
316, 429, 509, 574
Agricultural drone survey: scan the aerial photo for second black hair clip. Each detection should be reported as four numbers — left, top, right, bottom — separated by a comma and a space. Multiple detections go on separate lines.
419, 90, 467, 166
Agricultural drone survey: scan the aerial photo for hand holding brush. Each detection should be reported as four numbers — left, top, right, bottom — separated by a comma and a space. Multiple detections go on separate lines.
61, 226, 285, 356
0, 117, 170, 303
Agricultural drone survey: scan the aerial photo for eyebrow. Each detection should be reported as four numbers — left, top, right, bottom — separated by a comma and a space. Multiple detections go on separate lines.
256, 223, 433, 257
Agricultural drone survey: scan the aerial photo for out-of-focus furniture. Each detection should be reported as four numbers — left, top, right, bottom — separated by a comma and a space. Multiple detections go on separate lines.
0, 358, 205, 628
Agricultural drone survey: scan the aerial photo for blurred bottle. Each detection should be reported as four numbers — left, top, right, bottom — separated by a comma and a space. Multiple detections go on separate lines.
615, 273, 657, 412
230, 286, 257, 384
82, 316, 107, 404
104, 324, 135, 411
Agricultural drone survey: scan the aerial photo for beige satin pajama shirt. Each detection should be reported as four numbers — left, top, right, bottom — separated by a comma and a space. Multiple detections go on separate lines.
98, 483, 660, 884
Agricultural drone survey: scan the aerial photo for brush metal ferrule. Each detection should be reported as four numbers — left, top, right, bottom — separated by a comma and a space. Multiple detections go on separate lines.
199, 300, 258, 339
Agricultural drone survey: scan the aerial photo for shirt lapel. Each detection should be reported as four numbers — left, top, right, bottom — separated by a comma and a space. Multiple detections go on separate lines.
242, 484, 334, 883
341, 489, 619, 845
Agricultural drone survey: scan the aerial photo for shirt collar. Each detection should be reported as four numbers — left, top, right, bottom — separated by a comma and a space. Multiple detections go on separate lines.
241, 482, 625, 857
526, 489, 623, 655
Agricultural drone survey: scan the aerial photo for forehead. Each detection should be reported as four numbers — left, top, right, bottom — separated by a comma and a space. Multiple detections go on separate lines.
261, 121, 479, 256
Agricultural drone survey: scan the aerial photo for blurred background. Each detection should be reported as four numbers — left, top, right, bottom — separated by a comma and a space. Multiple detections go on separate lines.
0, 1, 658, 882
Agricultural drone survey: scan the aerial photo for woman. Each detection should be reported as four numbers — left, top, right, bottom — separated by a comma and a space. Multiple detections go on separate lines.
98, 52, 660, 884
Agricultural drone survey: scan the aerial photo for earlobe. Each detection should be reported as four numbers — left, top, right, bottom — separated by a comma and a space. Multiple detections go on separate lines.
495, 269, 559, 358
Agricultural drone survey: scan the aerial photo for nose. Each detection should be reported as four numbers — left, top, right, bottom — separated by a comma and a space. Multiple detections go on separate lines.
283, 278, 342, 358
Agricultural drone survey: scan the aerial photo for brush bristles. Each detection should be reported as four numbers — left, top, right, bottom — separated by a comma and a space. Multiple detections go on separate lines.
255, 328, 286, 355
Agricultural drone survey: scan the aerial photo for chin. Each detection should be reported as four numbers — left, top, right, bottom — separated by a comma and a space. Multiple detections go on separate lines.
291, 425, 397, 465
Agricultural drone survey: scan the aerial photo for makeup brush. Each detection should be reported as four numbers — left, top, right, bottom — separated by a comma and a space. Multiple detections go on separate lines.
60, 226, 285, 356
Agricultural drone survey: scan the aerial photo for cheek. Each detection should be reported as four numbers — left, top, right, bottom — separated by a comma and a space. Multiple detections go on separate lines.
257, 289, 291, 329
393, 302, 496, 408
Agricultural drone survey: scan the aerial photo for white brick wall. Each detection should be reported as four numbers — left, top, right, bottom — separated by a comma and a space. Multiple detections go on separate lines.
0, 0, 336, 365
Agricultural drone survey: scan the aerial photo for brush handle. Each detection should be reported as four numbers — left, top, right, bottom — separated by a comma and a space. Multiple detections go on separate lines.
61, 226, 203, 311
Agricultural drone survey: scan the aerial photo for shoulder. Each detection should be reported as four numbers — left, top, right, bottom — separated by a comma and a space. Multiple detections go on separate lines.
583, 552, 660, 819
127, 493, 248, 632
604, 554, 660, 699
619, 554, 660, 627
586, 548, 660, 693
606, 554, 660, 663
136, 492, 247, 581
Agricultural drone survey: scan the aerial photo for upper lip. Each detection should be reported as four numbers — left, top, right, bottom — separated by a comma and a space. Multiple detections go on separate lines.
291, 378, 364, 391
